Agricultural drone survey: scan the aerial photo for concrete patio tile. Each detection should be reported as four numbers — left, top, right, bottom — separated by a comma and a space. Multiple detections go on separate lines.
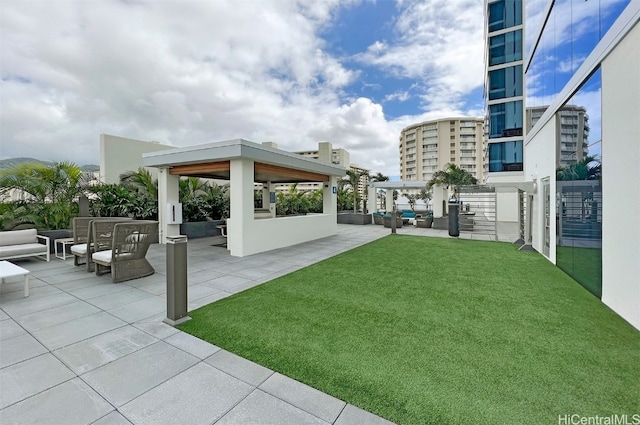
205, 349, 273, 386
0, 353, 75, 409
216, 389, 329, 425
0, 309, 8, 321
32, 311, 126, 350
259, 373, 346, 423
82, 341, 199, 407
188, 283, 223, 301
0, 319, 25, 341
164, 331, 220, 359
106, 296, 165, 323
54, 325, 158, 374
188, 291, 231, 310
69, 282, 132, 300
136, 281, 166, 296
335, 404, 396, 425
123, 273, 166, 289
91, 411, 133, 425
0, 286, 71, 313
0, 378, 113, 425
0, 286, 78, 318
0, 277, 46, 295
86, 288, 155, 310
41, 268, 97, 285
15, 300, 100, 332
201, 274, 250, 291
133, 316, 180, 339
53, 275, 102, 291
0, 333, 48, 369
187, 269, 222, 284
119, 363, 253, 425
227, 267, 271, 280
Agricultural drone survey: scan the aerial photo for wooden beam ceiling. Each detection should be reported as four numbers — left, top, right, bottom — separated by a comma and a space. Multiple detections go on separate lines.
169, 161, 230, 176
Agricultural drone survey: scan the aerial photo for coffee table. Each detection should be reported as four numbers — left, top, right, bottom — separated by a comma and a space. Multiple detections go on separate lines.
0, 261, 30, 297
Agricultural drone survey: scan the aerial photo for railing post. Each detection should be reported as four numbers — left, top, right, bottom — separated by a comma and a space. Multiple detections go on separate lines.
164, 235, 190, 326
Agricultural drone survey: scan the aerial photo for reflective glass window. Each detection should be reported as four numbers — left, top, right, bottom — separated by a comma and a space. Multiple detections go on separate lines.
489, 101, 523, 138
489, 30, 523, 66
488, 0, 523, 33
489, 65, 523, 100
488, 141, 523, 172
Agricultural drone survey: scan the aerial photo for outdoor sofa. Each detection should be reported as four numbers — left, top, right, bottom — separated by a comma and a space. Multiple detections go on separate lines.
0, 229, 50, 262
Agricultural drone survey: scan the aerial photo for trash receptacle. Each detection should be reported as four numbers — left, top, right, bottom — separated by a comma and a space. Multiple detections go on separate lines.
448, 201, 460, 237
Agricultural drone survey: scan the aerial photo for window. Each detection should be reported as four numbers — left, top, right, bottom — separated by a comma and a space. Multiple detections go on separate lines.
489, 30, 522, 66
489, 65, 523, 100
489, 101, 523, 138
488, 141, 523, 172
488, 0, 522, 33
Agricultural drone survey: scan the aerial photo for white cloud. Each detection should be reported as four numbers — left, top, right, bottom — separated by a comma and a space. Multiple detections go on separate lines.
0, 0, 486, 177
356, 0, 485, 112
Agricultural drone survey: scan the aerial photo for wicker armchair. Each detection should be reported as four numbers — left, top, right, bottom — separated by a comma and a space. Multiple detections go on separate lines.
92, 221, 158, 283
71, 217, 133, 269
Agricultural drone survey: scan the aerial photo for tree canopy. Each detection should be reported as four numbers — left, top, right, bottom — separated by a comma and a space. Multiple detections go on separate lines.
426, 163, 478, 191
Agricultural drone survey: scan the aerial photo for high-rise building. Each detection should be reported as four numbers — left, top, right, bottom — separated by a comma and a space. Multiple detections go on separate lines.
485, 0, 524, 179
526, 105, 590, 168
399, 117, 485, 184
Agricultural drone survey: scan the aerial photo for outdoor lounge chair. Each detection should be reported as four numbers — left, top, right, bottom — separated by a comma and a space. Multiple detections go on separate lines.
71, 217, 133, 271
92, 220, 158, 283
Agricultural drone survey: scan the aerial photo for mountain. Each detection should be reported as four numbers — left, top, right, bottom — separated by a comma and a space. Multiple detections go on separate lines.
0, 157, 99, 172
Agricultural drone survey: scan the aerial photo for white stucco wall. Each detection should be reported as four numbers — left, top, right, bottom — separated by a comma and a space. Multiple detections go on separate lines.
228, 214, 337, 257
600, 22, 640, 330
100, 134, 173, 184
524, 116, 558, 261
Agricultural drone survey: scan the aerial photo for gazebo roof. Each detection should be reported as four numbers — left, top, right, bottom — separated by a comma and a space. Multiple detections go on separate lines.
142, 139, 347, 183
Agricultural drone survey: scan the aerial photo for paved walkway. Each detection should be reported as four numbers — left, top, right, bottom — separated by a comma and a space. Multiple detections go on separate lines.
0, 223, 518, 425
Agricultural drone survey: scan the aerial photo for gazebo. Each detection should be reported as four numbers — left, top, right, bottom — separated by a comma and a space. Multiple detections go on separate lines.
143, 139, 347, 257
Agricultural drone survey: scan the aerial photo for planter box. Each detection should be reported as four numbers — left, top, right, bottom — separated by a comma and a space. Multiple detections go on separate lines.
180, 220, 226, 239
337, 213, 372, 225
39, 229, 72, 254
383, 215, 403, 228
432, 217, 448, 230
416, 217, 433, 228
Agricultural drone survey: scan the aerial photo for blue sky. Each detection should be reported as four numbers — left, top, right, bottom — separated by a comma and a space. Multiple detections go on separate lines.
0, 0, 486, 175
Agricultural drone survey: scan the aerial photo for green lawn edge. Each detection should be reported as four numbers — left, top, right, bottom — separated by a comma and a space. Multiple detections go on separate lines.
179, 235, 640, 425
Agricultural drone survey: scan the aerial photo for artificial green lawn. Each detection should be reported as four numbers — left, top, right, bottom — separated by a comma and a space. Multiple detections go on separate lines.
179, 235, 640, 425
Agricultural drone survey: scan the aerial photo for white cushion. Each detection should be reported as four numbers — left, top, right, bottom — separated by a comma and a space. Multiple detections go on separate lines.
0, 243, 47, 257
0, 229, 38, 246
92, 250, 112, 264
70, 244, 87, 255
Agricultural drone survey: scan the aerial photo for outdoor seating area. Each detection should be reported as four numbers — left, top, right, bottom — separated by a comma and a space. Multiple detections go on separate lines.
0, 229, 50, 263
0, 224, 395, 425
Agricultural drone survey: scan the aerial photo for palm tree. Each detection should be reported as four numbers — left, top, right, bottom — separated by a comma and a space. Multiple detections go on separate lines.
345, 169, 368, 213
0, 161, 87, 229
556, 155, 601, 181
427, 163, 477, 197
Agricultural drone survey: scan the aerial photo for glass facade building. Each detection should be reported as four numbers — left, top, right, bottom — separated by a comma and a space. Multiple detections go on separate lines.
486, 0, 524, 176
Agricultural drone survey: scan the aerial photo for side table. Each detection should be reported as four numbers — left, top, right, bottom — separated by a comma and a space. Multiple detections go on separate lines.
55, 237, 75, 260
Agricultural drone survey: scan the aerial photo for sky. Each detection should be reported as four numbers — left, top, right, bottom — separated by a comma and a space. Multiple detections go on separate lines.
0, 0, 487, 176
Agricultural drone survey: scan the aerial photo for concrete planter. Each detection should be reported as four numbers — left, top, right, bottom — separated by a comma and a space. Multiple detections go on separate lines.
383, 215, 403, 228
337, 212, 372, 225
432, 217, 448, 230
180, 220, 226, 239
39, 229, 72, 254
416, 217, 433, 228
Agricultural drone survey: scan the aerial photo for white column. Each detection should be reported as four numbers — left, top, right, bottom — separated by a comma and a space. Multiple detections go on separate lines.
261, 183, 269, 209
385, 189, 394, 212
367, 185, 376, 213
323, 176, 338, 215
157, 168, 180, 244
228, 158, 255, 257
268, 181, 276, 218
